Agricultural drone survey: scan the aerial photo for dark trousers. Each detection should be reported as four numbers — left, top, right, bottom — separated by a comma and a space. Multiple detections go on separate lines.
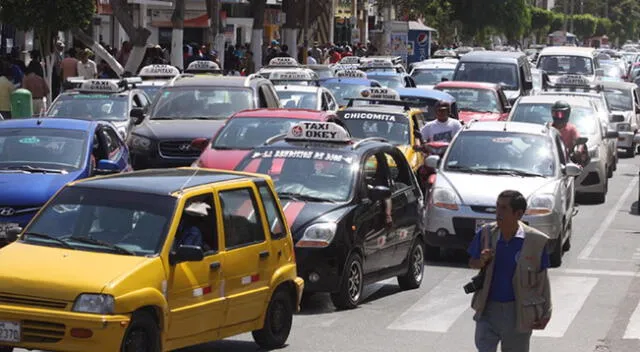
475, 301, 532, 352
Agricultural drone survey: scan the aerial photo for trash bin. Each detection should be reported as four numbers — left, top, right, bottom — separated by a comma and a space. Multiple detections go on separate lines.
11, 88, 33, 118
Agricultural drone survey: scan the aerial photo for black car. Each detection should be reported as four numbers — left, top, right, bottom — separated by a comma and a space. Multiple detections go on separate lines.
234, 121, 426, 309
128, 74, 282, 169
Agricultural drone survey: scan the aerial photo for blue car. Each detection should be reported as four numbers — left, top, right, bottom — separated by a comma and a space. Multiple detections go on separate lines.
0, 118, 132, 244
395, 87, 459, 121
321, 77, 382, 107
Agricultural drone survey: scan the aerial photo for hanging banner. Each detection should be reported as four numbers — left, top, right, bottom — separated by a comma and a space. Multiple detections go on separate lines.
96, 0, 113, 15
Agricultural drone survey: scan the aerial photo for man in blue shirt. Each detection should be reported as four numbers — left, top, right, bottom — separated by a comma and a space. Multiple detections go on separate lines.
468, 190, 551, 352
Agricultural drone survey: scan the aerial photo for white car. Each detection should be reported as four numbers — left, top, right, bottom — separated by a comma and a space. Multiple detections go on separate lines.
409, 61, 457, 89
598, 81, 640, 157
275, 85, 338, 112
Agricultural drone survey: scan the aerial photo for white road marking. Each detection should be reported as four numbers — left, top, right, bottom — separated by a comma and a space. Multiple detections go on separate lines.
623, 298, 640, 339
533, 275, 598, 338
387, 270, 470, 332
578, 176, 638, 260
557, 268, 640, 277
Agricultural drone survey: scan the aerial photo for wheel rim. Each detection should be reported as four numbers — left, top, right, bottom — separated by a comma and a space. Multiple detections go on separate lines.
269, 299, 290, 335
412, 244, 424, 282
124, 329, 149, 352
347, 260, 362, 302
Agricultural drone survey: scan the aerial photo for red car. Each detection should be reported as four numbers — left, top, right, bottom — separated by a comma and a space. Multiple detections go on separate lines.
191, 109, 340, 170
433, 81, 511, 123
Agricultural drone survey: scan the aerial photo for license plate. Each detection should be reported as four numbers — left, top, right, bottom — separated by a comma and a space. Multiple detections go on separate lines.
0, 321, 20, 343
0, 224, 19, 239
475, 219, 493, 232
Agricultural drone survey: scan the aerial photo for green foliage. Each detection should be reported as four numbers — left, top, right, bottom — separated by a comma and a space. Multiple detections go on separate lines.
595, 17, 612, 36
550, 12, 565, 31
571, 14, 597, 39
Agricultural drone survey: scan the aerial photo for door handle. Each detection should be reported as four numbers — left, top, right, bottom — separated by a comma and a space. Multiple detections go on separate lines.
210, 262, 221, 270
259, 251, 270, 259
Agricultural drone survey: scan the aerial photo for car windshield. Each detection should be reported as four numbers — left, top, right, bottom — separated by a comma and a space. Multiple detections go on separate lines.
411, 68, 454, 85
439, 88, 500, 113
213, 117, 310, 149
151, 87, 254, 119
312, 69, 334, 79
603, 89, 633, 111
339, 111, 410, 145
139, 86, 162, 100
23, 187, 176, 256
276, 90, 318, 109
236, 148, 356, 202
537, 55, 594, 75
0, 128, 87, 171
322, 82, 370, 106
600, 64, 624, 78
453, 62, 519, 90
47, 94, 128, 121
510, 103, 599, 135
368, 76, 404, 89
444, 131, 556, 177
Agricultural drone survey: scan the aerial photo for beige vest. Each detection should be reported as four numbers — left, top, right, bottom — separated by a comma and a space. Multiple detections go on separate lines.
470, 221, 552, 333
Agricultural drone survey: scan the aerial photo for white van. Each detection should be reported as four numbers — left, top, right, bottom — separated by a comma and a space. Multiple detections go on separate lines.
536, 47, 602, 83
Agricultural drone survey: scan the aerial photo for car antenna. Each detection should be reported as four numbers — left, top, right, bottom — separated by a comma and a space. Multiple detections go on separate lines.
503, 121, 508, 132
178, 166, 200, 193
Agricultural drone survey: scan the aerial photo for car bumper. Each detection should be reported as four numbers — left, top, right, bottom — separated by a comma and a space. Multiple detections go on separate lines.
617, 131, 635, 149
130, 151, 196, 170
425, 204, 562, 250
294, 247, 344, 293
0, 305, 130, 352
576, 158, 606, 195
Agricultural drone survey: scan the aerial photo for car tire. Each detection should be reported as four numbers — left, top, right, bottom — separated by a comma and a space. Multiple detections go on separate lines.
550, 233, 563, 268
252, 288, 293, 349
331, 253, 363, 310
562, 219, 572, 252
120, 311, 161, 352
0, 346, 13, 352
607, 164, 613, 178
626, 146, 635, 158
397, 239, 425, 290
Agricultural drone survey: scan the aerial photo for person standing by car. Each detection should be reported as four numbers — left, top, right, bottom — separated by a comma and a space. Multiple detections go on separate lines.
467, 190, 552, 352
551, 100, 587, 163
420, 101, 462, 142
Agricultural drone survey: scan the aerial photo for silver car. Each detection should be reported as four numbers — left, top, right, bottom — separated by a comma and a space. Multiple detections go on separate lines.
508, 95, 618, 203
275, 85, 338, 112
598, 81, 640, 157
424, 121, 582, 267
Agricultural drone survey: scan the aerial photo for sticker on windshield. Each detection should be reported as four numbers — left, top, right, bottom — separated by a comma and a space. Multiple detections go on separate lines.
251, 149, 354, 164
19, 136, 40, 144
491, 137, 513, 143
459, 64, 465, 71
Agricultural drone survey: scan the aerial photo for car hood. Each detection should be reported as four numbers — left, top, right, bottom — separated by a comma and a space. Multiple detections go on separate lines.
199, 149, 251, 170
281, 200, 354, 239
0, 242, 149, 301
458, 110, 502, 123
0, 171, 82, 206
133, 119, 226, 140
439, 172, 557, 205
416, 84, 435, 90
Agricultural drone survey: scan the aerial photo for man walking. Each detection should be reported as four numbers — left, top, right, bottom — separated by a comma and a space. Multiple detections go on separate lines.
467, 190, 552, 352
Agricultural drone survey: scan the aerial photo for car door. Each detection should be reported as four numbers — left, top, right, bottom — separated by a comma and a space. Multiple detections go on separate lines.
166, 191, 226, 341
633, 88, 640, 129
100, 125, 131, 171
379, 149, 421, 267
325, 90, 339, 112
554, 134, 574, 216
217, 183, 275, 327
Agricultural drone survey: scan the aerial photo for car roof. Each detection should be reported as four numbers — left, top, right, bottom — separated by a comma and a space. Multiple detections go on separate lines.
398, 88, 456, 101
435, 81, 501, 90
232, 108, 334, 119
515, 95, 592, 107
597, 81, 638, 89
0, 117, 97, 131
366, 71, 402, 77
169, 75, 263, 88
412, 63, 457, 69
274, 85, 321, 93
463, 121, 553, 135
457, 51, 526, 63
322, 78, 374, 85
72, 168, 261, 196
341, 104, 406, 114
539, 46, 596, 57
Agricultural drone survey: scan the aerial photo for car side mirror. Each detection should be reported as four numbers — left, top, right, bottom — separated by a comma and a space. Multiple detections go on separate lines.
440, 77, 449, 82
634, 134, 640, 144
130, 108, 145, 125
605, 130, 619, 139
575, 137, 588, 145
369, 185, 392, 201
610, 114, 625, 123
504, 106, 511, 113
5, 227, 22, 243
523, 81, 533, 90
190, 138, 209, 151
170, 245, 204, 265
563, 163, 583, 177
425, 155, 440, 168
95, 159, 121, 175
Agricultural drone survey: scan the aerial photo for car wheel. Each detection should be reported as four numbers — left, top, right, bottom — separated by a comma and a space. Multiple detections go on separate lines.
120, 311, 161, 352
252, 288, 293, 349
550, 233, 563, 268
331, 253, 363, 310
626, 146, 636, 158
562, 219, 572, 252
398, 239, 425, 290
607, 164, 613, 178
0, 347, 13, 352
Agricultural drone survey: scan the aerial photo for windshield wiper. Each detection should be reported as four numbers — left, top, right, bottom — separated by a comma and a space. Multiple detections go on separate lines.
446, 165, 476, 173
477, 167, 545, 177
65, 236, 135, 255
278, 192, 336, 203
3, 165, 64, 174
23, 233, 75, 249
278, 192, 301, 201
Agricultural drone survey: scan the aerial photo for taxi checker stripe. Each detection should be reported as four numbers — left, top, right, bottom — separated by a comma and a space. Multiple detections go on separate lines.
283, 201, 305, 227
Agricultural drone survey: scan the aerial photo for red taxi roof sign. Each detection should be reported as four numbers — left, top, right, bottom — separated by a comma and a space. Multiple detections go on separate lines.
269, 70, 315, 81
286, 122, 351, 142
361, 87, 400, 100
268, 57, 299, 67
185, 60, 221, 72
79, 79, 121, 93
335, 69, 367, 79
139, 64, 180, 78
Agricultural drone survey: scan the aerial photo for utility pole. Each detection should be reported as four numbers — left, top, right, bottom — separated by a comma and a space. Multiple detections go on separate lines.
302, 0, 309, 64
569, 0, 575, 33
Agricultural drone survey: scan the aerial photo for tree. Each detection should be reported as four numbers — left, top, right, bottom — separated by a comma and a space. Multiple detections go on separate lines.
205, 0, 225, 69
595, 17, 612, 36
0, 0, 94, 103
498, 0, 531, 45
550, 13, 565, 31
571, 14, 597, 40
251, 0, 267, 70
110, 0, 151, 74
171, 0, 186, 70
530, 7, 553, 42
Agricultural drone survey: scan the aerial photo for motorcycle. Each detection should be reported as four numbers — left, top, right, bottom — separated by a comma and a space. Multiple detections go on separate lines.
415, 140, 450, 196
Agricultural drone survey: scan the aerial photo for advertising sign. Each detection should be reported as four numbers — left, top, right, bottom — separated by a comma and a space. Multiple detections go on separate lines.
407, 30, 431, 64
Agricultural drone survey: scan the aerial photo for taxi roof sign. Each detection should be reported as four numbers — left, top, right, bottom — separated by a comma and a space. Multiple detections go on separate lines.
79, 79, 121, 93
361, 87, 400, 100
268, 57, 299, 67
269, 70, 315, 81
335, 69, 367, 79
139, 64, 180, 78
285, 122, 351, 142
363, 59, 394, 68
185, 60, 221, 72
340, 56, 361, 65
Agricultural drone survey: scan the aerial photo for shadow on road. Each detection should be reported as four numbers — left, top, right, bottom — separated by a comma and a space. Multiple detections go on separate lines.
174, 339, 278, 352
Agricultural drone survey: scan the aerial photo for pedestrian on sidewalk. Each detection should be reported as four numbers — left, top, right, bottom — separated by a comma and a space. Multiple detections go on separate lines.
77, 49, 97, 79
0, 68, 15, 119
467, 190, 553, 352
22, 61, 49, 116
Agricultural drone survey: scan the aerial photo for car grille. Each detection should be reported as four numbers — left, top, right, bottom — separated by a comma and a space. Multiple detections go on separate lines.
0, 205, 40, 217
0, 293, 68, 309
469, 206, 497, 214
452, 217, 476, 242
158, 141, 201, 158
22, 320, 65, 343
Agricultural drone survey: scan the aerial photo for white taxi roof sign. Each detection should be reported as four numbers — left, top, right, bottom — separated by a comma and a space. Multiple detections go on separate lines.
79, 79, 121, 93
335, 69, 367, 79
286, 122, 350, 142
139, 64, 180, 78
364, 59, 394, 67
186, 60, 221, 72
361, 87, 400, 100
269, 71, 315, 81
555, 74, 590, 86
268, 57, 299, 67
340, 56, 361, 65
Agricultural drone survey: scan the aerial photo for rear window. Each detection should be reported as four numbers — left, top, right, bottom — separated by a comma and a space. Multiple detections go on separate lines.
453, 62, 519, 90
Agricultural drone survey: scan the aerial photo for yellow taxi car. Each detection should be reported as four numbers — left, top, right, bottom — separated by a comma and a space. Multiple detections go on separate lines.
0, 168, 303, 352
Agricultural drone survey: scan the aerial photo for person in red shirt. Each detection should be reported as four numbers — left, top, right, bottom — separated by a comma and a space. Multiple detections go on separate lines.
551, 100, 586, 163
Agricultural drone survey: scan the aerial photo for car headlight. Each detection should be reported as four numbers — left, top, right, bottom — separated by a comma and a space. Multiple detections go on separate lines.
72, 294, 115, 314
618, 123, 631, 132
431, 187, 459, 210
296, 223, 337, 248
130, 135, 152, 151
526, 194, 554, 216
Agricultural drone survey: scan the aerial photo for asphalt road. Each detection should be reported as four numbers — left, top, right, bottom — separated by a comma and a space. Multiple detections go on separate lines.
17, 155, 640, 352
